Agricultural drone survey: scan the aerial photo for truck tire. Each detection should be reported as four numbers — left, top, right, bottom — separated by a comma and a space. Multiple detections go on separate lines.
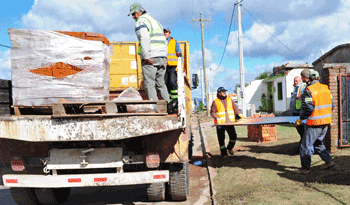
168, 162, 189, 201
34, 188, 71, 205
9, 188, 40, 205
147, 182, 165, 202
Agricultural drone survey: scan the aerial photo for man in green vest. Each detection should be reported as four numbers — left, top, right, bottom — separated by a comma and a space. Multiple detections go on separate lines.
128, 3, 172, 112
290, 75, 306, 153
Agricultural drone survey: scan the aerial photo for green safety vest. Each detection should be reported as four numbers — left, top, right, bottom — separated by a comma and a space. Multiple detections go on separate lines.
135, 13, 166, 55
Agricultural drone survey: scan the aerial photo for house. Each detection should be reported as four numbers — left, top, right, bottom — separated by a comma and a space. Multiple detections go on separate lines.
243, 63, 313, 115
312, 43, 350, 152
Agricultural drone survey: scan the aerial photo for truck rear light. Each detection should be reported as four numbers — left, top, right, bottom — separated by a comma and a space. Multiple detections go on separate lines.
5, 179, 18, 184
146, 153, 160, 168
11, 156, 25, 171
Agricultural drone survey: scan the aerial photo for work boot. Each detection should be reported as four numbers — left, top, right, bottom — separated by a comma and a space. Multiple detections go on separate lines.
295, 168, 310, 174
320, 161, 335, 170
228, 149, 234, 155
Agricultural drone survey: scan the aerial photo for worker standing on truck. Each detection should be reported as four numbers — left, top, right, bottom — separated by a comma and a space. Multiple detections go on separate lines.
295, 70, 335, 174
163, 28, 182, 112
128, 3, 172, 112
210, 87, 245, 159
290, 76, 306, 152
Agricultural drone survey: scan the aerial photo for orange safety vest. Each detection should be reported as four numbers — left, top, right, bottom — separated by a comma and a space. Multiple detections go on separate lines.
296, 83, 306, 110
306, 83, 332, 125
214, 97, 235, 124
167, 38, 177, 66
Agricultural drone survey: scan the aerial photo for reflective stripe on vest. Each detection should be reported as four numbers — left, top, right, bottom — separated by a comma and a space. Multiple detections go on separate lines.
296, 83, 305, 110
306, 83, 332, 125
214, 97, 235, 124
167, 38, 178, 66
135, 13, 166, 54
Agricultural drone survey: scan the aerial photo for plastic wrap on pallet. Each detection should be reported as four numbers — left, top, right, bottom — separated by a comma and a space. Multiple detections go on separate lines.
9, 28, 111, 106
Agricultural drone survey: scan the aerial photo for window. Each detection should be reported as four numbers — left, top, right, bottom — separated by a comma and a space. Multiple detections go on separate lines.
277, 82, 283, 100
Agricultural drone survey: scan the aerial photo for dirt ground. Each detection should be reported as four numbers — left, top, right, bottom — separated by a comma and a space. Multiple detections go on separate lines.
196, 112, 350, 205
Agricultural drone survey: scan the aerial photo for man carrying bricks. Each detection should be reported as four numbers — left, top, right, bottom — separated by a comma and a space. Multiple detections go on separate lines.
210, 87, 245, 159
290, 75, 306, 153
295, 70, 335, 174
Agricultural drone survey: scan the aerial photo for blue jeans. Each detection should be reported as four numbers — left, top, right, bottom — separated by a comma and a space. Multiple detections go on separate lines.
300, 125, 332, 170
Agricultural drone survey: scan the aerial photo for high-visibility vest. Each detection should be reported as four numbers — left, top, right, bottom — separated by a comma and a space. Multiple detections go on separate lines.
167, 38, 177, 66
305, 83, 332, 125
296, 83, 306, 110
214, 97, 235, 124
135, 13, 166, 55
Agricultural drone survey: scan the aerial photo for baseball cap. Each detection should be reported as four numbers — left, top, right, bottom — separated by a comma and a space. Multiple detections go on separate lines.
217, 87, 228, 92
309, 70, 319, 78
128, 3, 144, 16
163, 28, 171, 33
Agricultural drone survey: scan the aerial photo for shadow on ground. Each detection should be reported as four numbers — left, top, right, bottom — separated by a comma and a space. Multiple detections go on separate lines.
245, 142, 301, 156
208, 153, 350, 186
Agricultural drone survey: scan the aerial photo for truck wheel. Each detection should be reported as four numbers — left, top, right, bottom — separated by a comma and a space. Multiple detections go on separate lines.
34, 188, 71, 205
9, 188, 40, 205
168, 162, 189, 201
147, 182, 165, 202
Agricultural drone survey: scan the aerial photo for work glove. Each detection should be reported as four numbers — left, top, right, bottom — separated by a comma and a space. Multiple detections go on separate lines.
239, 114, 246, 119
295, 118, 302, 126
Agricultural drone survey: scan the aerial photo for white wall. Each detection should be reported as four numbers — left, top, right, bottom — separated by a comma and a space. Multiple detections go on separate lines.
244, 79, 267, 111
273, 68, 306, 113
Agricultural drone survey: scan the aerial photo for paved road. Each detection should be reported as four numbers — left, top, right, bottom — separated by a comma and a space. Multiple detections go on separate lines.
0, 184, 205, 205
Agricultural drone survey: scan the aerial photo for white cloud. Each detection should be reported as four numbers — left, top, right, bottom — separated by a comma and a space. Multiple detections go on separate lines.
226, 0, 350, 63
0, 50, 11, 80
21, 0, 196, 42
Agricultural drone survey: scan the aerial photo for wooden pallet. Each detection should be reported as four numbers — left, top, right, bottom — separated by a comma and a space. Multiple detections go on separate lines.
12, 100, 168, 117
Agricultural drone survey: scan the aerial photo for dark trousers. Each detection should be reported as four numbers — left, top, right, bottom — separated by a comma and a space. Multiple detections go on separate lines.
216, 126, 237, 156
293, 113, 305, 148
164, 66, 178, 107
300, 125, 332, 170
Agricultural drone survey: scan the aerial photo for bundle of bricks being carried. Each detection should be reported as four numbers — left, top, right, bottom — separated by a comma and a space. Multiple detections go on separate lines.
247, 113, 277, 143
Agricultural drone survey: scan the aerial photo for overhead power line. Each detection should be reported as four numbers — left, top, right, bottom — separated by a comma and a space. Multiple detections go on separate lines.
0, 44, 11, 49
241, 5, 307, 63
213, 3, 236, 71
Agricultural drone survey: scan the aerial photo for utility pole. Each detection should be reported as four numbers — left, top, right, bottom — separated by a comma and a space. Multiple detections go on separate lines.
193, 13, 210, 116
201, 69, 204, 107
237, 1, 246, 116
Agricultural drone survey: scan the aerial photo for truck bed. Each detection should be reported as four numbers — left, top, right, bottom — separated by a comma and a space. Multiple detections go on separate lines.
0, 99, 183, 142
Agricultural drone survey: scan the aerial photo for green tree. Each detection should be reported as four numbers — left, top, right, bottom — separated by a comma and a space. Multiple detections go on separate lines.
255, 71, 272, 80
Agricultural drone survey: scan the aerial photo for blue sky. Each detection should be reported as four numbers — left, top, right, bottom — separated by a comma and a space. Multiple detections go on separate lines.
1, 0, 349, 100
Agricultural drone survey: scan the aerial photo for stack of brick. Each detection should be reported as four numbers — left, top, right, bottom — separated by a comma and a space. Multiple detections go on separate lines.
8, 28, 111, 106
247, 113, 277, 142
56, 31, 110, 46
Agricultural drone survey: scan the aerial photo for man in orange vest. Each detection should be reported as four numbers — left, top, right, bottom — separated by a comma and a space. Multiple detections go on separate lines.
163, 28, 182, 112
290, 76, 306, 152
295, 70, 335, 174
210, 87, 245, 158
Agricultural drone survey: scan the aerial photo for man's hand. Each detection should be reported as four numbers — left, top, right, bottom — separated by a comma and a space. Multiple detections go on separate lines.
295, 118, 302, 126
142, 59, 154, 65
239, 114, 246, 119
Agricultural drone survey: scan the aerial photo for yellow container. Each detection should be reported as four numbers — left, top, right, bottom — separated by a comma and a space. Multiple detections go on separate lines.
109, 41, 191, 92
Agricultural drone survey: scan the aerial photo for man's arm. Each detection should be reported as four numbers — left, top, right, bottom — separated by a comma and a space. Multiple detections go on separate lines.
175, 41, 182, 57
135, 20, 151, 60
299, 89, 314, 120
210, 101, 218, 119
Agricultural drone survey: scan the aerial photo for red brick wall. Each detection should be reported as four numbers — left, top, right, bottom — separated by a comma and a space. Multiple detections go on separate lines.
322, 65, 347, 153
